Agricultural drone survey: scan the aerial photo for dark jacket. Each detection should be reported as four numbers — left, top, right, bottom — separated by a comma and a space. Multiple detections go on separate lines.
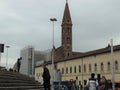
42, 67, 51, 87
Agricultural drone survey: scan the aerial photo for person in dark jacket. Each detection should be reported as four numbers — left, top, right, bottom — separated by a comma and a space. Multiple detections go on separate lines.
17, 57, 22, 72
42, 64, 51, 90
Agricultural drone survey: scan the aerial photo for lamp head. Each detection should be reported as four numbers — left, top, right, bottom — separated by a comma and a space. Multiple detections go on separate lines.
50, 18, 57, 21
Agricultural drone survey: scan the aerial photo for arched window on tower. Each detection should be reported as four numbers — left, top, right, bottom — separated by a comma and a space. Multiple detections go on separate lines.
67, 20, 70, 22
108, 62, 111, 71
67, 46, 70, 50
67, 37, 70, 41
66, 37, 70, 44
66, 27, 70, 33
115, 60, 118, 70
67, 53, 69, 56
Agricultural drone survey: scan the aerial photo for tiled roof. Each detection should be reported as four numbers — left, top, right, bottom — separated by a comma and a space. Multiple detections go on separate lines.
35, 45, 120, 67
55, 45, 120, 63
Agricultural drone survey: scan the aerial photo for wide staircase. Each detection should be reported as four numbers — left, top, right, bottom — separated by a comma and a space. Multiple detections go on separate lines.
0, 68, 44, 90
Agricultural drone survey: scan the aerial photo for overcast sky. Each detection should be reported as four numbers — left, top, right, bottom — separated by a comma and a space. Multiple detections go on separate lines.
0, 0, 120, 68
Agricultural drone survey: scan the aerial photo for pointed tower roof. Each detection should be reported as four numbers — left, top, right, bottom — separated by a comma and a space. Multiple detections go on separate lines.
62, 1, 72, 25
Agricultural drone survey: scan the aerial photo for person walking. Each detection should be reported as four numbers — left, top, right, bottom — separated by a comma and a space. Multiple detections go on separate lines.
70, 79, 76, 90
78, 81, 82, 90
75, 77, 79, 90
86, 73, 99, 90
99, 76, 108, 90
42, 64, 51, 90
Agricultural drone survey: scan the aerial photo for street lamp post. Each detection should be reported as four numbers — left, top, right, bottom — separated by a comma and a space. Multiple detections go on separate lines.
111, 39, 115, 90
50, 18, 57, 88
6, 46, 10, 68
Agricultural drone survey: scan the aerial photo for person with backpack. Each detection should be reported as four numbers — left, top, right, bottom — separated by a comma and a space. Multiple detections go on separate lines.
17, 57, 22, 72
42, 64, 51, 90
86, 73, 99, 90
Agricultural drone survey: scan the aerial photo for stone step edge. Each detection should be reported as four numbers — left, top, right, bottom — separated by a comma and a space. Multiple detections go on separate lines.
0, 86, 44, 88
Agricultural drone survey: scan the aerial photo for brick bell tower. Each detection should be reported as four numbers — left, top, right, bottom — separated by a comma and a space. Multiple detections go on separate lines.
62, 1, 72, 57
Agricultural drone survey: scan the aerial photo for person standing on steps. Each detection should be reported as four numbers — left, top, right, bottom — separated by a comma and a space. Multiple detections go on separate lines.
17, 57, 22, 72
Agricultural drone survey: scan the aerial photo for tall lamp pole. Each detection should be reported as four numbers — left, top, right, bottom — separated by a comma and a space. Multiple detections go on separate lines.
111, 39, 115, 90
50, 18, 57, 87
6, 46, 10, 68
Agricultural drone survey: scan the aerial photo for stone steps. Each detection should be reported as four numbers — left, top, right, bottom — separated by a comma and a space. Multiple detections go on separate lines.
0, 72, 34, 79
0, 76, 35, 81
0, 70, 43, 89
0, 83, 41, 86
0, 85, 44, 89
0, 79, 38, 83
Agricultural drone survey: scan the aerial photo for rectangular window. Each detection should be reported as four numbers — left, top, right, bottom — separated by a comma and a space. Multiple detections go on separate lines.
66, 67, 68, 74
108, 62, 111, 71
84, 65, 86, 73
79, 65, 81, 73
70, 67, 72, 73
101, 63, 104, 71
89, 64, 91, 72
74, 66, 76, 73
94, 64, 97, 72
62, 68, 64, 74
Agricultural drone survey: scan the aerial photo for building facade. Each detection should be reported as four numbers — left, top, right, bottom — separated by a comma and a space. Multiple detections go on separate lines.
35, 1, 120, 85
20, 46, 51, 76
20, 46, 34, 76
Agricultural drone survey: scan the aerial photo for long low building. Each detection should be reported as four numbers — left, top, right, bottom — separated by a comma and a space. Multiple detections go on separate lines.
34, 1, 120, 85
35, 45, 120, 84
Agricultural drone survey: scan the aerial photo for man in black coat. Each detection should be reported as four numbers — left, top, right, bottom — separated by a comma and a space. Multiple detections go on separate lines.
42, 65, 51, 90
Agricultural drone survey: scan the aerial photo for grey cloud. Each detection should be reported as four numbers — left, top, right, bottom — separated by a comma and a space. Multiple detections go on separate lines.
0, 0, 120, 68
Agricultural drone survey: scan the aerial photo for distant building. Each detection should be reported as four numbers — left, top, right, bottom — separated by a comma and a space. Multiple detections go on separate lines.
35, 1, 120, 85
19, 46, 51, 76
